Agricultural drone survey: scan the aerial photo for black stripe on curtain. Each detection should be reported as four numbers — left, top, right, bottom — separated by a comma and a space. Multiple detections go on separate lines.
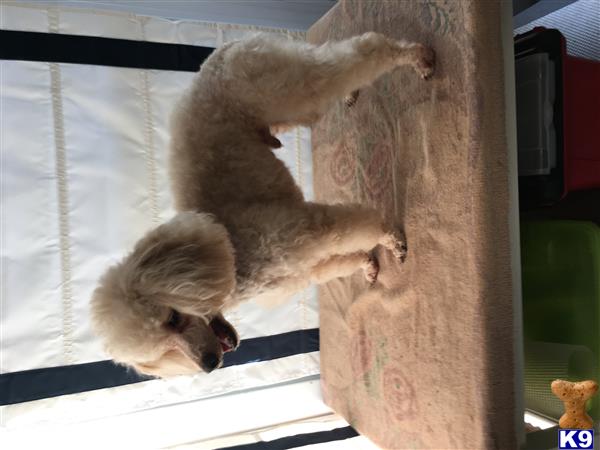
0, 328, 319, 405
216, 427, 360, 450
0, 29, 319, 406
0, 29, 214, 71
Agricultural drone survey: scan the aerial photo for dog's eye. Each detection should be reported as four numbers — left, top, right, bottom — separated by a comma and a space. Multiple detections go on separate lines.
166, 309, 183, 330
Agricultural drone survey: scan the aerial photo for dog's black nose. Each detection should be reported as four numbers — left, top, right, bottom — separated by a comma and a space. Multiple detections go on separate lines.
202, 352, 220, 372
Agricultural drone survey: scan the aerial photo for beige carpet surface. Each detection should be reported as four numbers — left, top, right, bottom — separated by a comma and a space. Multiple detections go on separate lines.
308, 1, 517, 448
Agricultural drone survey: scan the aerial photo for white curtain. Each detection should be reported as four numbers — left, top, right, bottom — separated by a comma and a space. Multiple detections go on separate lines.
0, 2, 320, 435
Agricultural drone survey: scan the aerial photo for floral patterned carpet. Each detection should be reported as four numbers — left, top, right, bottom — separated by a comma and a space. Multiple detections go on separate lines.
308, 1, 518, 448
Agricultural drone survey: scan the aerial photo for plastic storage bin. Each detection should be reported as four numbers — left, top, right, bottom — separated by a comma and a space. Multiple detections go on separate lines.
515, 28, 600, 208
521, 220, 600, 419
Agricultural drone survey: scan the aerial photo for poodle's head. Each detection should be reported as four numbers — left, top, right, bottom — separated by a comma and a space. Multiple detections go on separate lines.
91, 212, 239, 377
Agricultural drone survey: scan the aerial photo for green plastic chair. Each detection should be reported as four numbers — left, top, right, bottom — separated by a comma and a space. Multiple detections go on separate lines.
521, 220, 600, 420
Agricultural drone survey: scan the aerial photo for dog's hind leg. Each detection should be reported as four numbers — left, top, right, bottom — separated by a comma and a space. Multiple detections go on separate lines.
221, 32, 434, 126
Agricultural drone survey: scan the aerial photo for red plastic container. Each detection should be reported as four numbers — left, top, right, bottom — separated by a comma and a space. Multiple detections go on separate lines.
515, 27, 600, 208
563, 51, 600, 192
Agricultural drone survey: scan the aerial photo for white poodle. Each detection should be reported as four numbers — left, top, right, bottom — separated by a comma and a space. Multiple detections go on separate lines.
91, 32, 435, 377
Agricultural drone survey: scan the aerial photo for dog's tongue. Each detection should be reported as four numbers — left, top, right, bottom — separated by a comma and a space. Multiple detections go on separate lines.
210, 320, 235, 353
220, 339, 233, 353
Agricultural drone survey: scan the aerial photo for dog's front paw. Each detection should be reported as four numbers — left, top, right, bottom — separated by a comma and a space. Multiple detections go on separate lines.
382, 228, 408, 263
412, 44, 435, 80
362, 253, 379, 284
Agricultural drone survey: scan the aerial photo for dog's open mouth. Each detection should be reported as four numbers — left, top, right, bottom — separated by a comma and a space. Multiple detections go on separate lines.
209, 317, 238, 353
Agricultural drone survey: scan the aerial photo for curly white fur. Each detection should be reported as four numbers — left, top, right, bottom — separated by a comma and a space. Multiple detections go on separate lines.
91, 32, 435, 377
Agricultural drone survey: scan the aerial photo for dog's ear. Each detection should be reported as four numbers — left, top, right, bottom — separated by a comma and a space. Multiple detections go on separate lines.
127, 212, 236, 317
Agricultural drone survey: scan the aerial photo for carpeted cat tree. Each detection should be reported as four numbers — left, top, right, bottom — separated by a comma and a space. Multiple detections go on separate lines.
308, 1, 520, 448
